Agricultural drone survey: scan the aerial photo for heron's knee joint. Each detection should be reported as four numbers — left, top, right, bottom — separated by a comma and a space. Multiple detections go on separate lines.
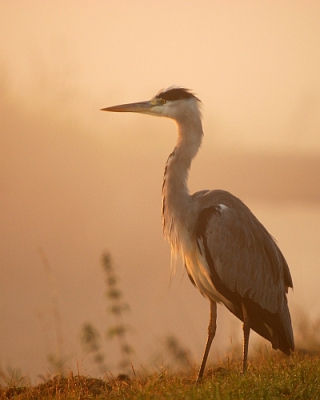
208, 324, 217, 336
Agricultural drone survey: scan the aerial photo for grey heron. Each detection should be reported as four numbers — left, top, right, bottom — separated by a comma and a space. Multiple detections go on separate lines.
101, 87, 294, 380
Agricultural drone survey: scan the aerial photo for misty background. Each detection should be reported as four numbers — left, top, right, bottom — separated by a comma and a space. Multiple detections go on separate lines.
1, 1, 320, 381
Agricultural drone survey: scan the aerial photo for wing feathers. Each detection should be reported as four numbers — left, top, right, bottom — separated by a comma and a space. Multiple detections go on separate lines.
194, 191, 294, 353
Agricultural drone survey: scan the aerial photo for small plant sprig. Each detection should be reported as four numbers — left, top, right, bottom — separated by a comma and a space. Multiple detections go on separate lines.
102, 252, 134, 372
80, 323, 106, 374
80, 251, 134, 375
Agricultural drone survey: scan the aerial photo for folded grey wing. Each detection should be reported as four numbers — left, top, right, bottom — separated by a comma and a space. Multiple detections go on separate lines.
196, 204, 290, 314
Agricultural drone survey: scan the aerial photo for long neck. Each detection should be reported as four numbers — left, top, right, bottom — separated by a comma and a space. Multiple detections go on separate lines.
162, 113, 203, 252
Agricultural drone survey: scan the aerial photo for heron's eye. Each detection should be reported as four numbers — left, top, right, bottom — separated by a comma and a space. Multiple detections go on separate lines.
158, 98, 167, 105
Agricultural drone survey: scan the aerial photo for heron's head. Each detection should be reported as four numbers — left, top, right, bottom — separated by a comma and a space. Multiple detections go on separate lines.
101, 87, 202, 121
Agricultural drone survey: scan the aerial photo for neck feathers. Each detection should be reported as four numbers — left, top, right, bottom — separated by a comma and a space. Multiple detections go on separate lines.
161, 112, 203, 257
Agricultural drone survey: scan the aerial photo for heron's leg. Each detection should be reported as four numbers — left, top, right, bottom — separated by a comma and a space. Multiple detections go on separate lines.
197, 300, 217, 382
241, 303, 250, 374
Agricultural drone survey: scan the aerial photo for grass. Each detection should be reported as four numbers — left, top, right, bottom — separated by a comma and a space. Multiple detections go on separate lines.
1, 353, 319, 399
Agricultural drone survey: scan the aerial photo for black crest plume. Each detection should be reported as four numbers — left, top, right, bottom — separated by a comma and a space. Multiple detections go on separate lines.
156, 87, 200, 102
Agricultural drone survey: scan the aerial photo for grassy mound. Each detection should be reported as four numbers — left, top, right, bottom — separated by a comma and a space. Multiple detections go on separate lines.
1, 353, 319, 399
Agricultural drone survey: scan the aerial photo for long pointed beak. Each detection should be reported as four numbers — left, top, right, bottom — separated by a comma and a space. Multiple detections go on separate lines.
101, 100, 154, 113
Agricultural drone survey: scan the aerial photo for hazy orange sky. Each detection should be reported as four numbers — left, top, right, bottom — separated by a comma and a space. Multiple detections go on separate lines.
1, 1, 320, 380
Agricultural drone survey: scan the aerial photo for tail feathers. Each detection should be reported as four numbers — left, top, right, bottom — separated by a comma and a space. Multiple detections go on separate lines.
241, 297, 294, 355
270, 306, 294, 354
